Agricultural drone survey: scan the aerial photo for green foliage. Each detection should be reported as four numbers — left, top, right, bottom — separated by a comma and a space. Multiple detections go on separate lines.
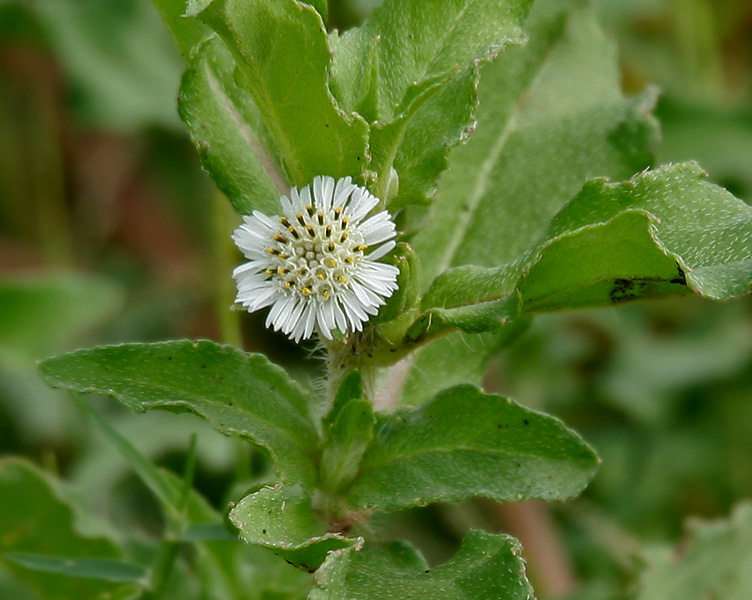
196, 0, 369, 187
178, 35, 281, 216
25, 0, 183, 130
229, 484, 358, 572
0, 459, 131, 599
2, 554, 146, 583
39, 340, 320, 488
310, 531, 534, 600
636, 502, 752, 600
347, 385, 598, 510
7, 0, 752, 598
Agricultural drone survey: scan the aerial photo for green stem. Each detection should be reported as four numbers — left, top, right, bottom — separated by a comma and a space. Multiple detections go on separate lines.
144, 539, 182, 600
211, 188, 243, 348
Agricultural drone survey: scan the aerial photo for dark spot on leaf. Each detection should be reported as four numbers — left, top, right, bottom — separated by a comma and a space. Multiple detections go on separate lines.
262, 529, 267, 534
201, 364, 207, 369
425, 569, 430, 573
228, 401, 234, 407
167, 356, 172, 360
523, 419, 529, 425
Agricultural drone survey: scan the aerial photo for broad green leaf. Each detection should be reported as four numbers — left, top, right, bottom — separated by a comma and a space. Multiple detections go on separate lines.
151, 0, 212, 57
0, 272, 121, 366
402, 163, 752, 342
413, 0, 658, 288
178, 35, 281, 215
319, 396, 375, 493
347, 385, 598, 511
229, 484, 358, 572
39, 340, 320, 488
0, 459, 127, 599
518, 210, 688, 312
331, 0, 532, 205
310, 531, 534, 600
330, 0, 531, 123
527, 162, 752, 303
2, 554, 146, 583
198, 0, 368, 186
637, 502, 752, 600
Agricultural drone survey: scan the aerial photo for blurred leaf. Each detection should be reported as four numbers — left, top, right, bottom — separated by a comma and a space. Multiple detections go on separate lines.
178, 35, 281, 215
197, 0, 368, 186
0, 272, 121, 366
30, 0, 184, 130
658, 99, 752, 200
2, 554, 146, 583
39, 340, 320, 488
0, 458, 131, 599
347, 384, 598, 511
637, 502, 752, 600
229, 484, 358, 572
310, 531, 533, 600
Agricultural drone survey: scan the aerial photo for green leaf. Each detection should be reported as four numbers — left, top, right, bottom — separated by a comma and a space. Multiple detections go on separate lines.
151, 0, 212, 57
346, 384, 598, 511
413, 0, 658, 288
229, 484, 358, 572
523, 162, 752, 305
39, 340, 320, 488
636, 502, 752, 600
382, 67, 478, 209
2, 554, 146, 584
319, 396, 375, 493
0, 272, 121, 366
178, 35, 281, 215
398, 329, 520, 408
331, 0, 532, 204
330, 0, 532, 123
310, 531, 534, 600
0, 459, 128, 599
393, 0, 656, 405
198, 0, 368, 186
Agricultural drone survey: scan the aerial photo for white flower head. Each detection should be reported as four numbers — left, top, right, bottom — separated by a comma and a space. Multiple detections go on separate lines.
232, 176, 400, 342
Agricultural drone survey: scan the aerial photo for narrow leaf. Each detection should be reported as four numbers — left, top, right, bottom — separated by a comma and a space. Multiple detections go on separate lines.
39, 340, 320, 488
319, 397, 375, 493
151, 0, 212, 58
2, 554, 146, 583
347, 385, 598, 511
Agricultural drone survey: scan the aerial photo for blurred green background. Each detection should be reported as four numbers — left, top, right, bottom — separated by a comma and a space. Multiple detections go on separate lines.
0, 0, 751, 599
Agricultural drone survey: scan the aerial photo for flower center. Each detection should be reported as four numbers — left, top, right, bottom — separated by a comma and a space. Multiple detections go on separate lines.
265, 204, 366, 301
